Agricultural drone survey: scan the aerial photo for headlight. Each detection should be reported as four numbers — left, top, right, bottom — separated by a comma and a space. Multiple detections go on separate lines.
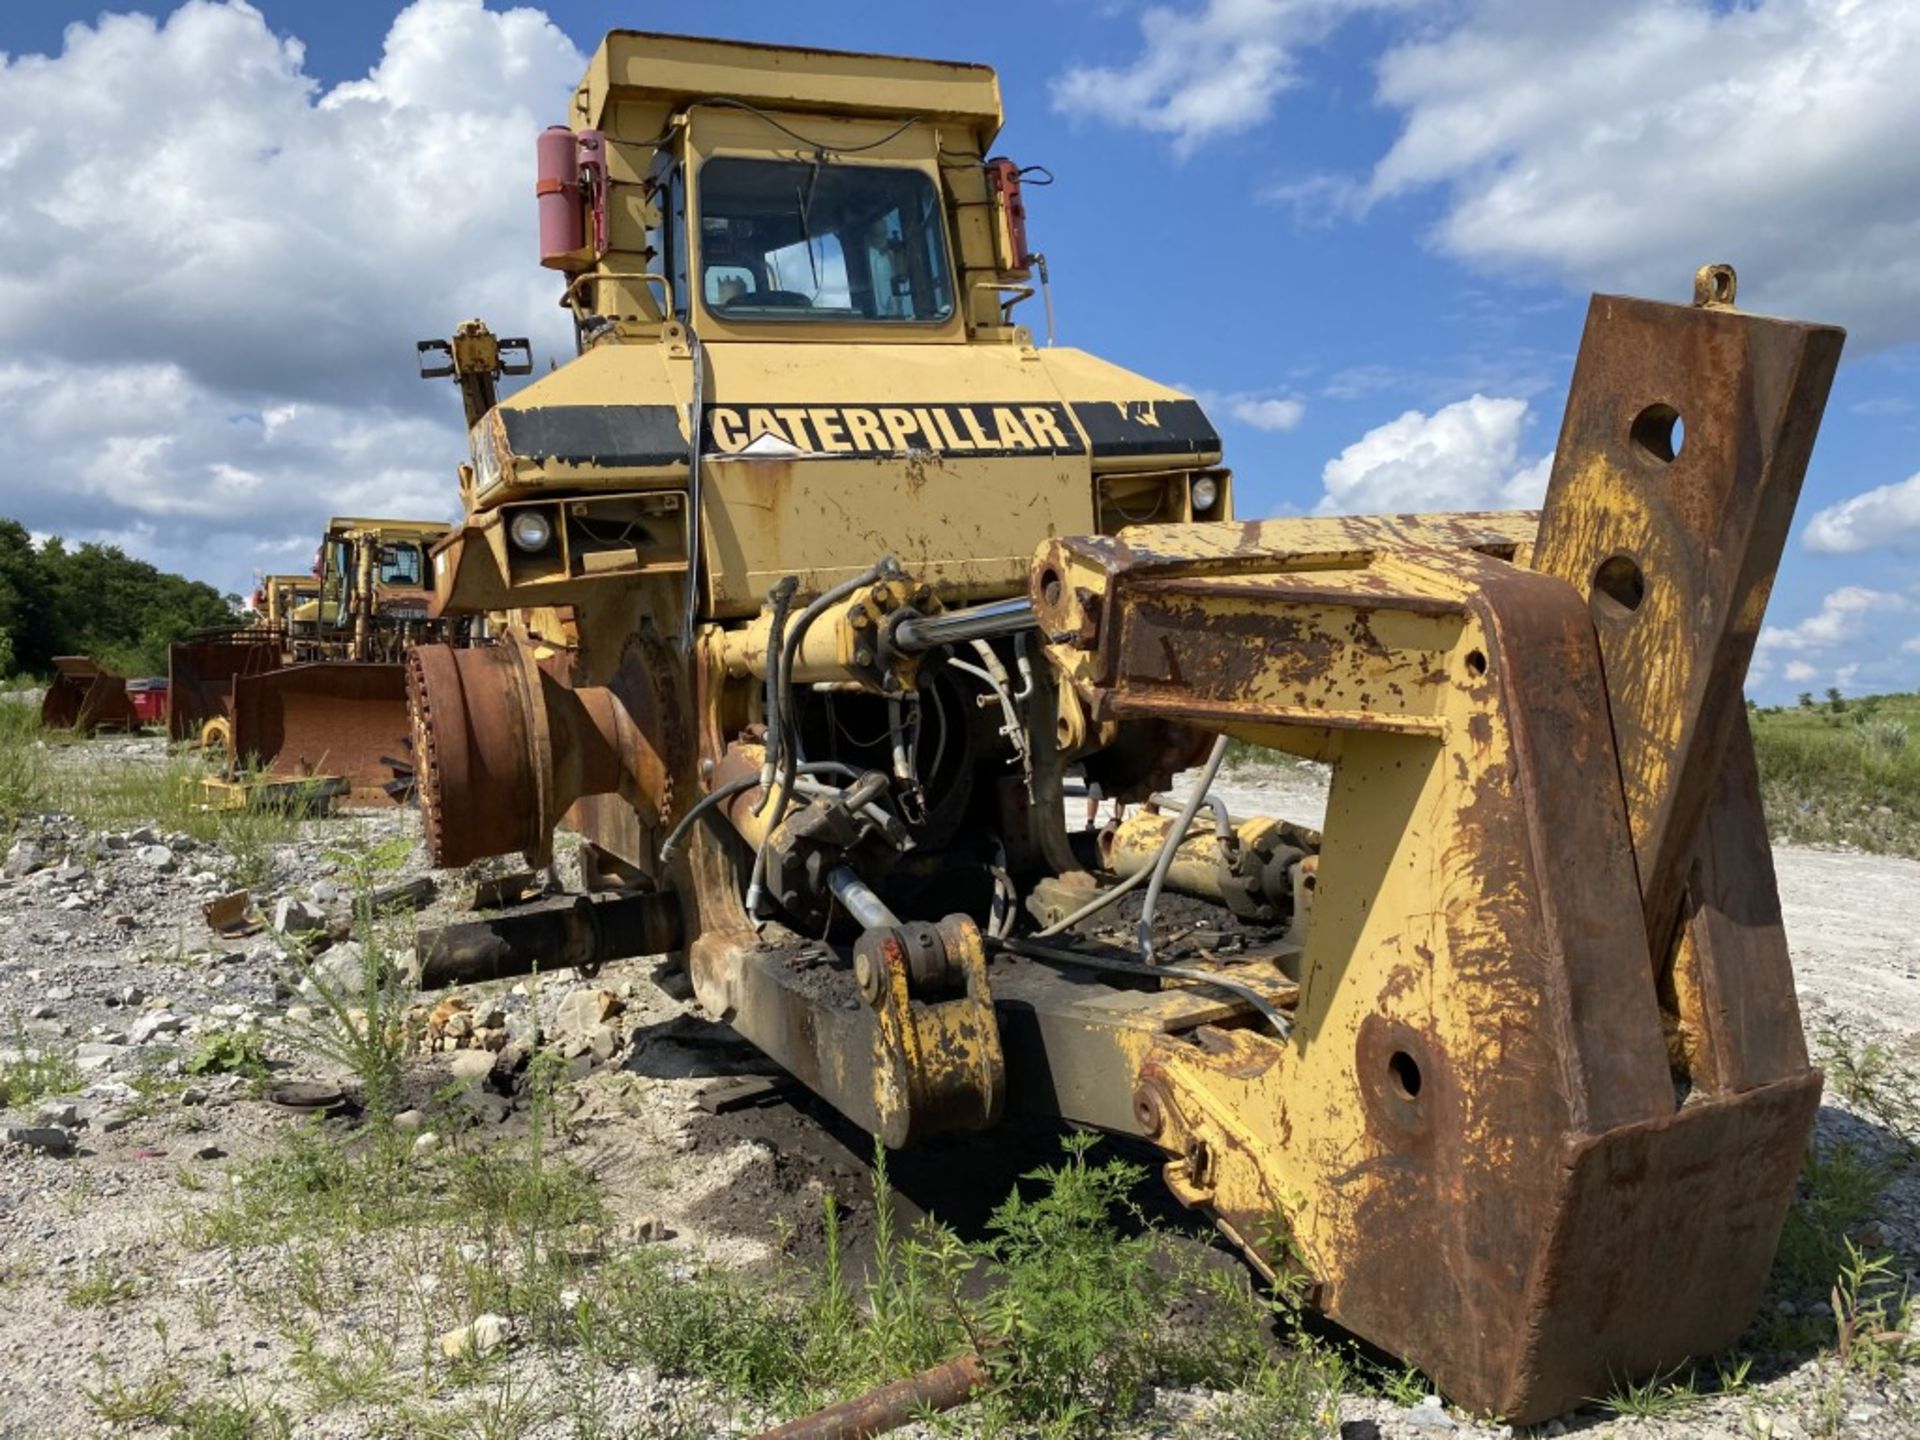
508, 509, 553, 552
1190, 475, 1219, 513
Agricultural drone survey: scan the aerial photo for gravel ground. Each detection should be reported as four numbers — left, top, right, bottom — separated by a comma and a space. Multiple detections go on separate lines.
0, 740, 1915, 1438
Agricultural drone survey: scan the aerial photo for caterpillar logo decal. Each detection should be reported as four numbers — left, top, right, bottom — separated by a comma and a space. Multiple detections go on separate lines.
703, 402, 1085, 457
495, 398, 1220, 468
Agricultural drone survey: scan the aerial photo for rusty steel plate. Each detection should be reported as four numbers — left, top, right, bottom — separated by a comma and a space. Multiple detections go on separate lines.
167, 636, 281, 742
229, 662, 412, 807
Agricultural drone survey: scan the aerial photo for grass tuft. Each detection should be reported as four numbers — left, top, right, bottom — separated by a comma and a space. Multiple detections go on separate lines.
1750, 691, 1920, 855
0, 1018, 83, 1109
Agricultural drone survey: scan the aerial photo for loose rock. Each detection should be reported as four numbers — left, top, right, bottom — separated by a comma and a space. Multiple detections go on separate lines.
134, 844, 176, 872
272, 896, 326, 934
437, 1314, 512, 1360
6, 1125, 75, 1155
129, 1011, 184, 1044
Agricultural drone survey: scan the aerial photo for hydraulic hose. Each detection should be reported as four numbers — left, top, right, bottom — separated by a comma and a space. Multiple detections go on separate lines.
757, 575, 800, 809
767, 560, 898, 843
1033, 861, 1154, 939
991, 934, 1291, 1038
1138, 735, 1231, 962
681, 328, 706, 654
658, 760, 860, 866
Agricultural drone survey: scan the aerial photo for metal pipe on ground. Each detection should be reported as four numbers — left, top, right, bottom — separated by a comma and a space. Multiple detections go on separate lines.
413, 891, 682, 988
749, 1351, 990, 1440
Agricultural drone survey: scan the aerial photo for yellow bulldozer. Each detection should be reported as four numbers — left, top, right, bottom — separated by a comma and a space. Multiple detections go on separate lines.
402, 31, 1843, 1424
173, 517, 462, 803
254, 573, 323, 637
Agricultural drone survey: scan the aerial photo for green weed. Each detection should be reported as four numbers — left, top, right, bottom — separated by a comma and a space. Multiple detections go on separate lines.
1831, 1239, 1916, 1378
186, 1027, 268, 1079
1602, 1362, 1703, 1419
1817, 1024, 1920, 1152
165, 1388, 293, 1440
84, 1363, 186, 1425
289, 1329, 401, 1410
0, 1019, 82, 1108
65, 1262, 139, 1310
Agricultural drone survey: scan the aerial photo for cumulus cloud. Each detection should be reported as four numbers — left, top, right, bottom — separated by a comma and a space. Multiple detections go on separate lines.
1049, 0, 1409, 156
1057, 0, 1920, 348
1781, 661, 1818, 684
1365, 0, 1920, 350
1756, 586, 1912, 655
1317, 393, 1546, 514
1803, 473, 1920, 554
0, 0, 584, 592
1227, 395, 1307, 431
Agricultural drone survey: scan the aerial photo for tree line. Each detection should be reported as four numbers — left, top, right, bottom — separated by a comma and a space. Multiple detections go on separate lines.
0, 518, 237, 678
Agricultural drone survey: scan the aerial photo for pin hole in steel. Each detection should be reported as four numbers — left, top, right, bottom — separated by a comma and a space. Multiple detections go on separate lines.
1039, 567, 1063, 608
1462, 648, 1488, 680
1630, 402, 1684, 464
1388, 1050, 1423, 1102
1591, 554, 1647, 622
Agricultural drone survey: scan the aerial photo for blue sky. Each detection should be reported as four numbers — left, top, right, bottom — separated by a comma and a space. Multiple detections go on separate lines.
2, 0, 1917, 698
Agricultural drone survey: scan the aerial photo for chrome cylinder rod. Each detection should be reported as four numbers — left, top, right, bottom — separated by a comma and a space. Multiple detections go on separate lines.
891, 597, 1035, 653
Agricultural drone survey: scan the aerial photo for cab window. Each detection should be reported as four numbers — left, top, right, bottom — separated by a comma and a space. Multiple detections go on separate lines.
379, 545, 424, 587
697, 159, 953, 324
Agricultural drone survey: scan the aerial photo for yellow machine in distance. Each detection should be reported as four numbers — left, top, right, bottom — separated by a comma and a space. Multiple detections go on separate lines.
405, 31, 1842, 1424
306, 516, 451, 663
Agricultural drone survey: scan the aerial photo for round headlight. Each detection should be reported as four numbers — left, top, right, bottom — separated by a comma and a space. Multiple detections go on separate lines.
1190, 475, 1220, 513
508, 509, 553, 552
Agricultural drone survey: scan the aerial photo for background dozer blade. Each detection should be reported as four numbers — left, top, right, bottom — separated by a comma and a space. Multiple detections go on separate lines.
167, 636, 282, 742
41, 656, 137, 734
229, 662, 412, 807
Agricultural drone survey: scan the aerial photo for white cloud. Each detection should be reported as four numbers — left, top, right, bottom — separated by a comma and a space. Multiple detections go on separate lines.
1782, 661, 1818, 684
1803, 473, 1920, 554
0, 0, 583, 592
1049, 0, 1407, 156
1902, 635, 1920, 655
1317, 393, 1546, 514
1366, 0, 1920, 350
1227, 395, 1308, 431
1756, 586, 1911, 655
1058, 1, 1920, 348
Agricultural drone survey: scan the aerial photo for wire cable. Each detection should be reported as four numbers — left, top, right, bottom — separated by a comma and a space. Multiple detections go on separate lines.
691, 97, 924, 156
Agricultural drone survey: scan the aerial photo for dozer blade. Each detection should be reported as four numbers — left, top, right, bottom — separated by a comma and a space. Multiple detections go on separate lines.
41, 656, 137, 734
167, 636, 282, 742
229, 662, 413, 807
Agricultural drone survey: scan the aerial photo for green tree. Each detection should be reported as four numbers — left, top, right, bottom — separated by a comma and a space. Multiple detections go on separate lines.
0, 520, 235, 676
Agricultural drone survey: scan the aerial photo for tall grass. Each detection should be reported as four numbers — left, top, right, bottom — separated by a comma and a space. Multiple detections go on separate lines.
0, 700, 46, 831
1751, 698, 1920, 855
0, 734, 306, 885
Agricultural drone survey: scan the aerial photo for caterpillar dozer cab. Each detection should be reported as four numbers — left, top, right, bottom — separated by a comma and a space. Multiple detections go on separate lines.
404, 31, 1843, 1423
254, 574, 323, 638
173, 519, 462, 802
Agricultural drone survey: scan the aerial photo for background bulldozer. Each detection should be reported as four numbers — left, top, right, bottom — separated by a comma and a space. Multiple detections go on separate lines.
403, 31, 1843, 1423
174, 517, 463, 803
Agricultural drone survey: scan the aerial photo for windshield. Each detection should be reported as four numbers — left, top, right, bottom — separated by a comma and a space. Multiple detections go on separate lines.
698, 158, 954, 324
379, 544, 424, 588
